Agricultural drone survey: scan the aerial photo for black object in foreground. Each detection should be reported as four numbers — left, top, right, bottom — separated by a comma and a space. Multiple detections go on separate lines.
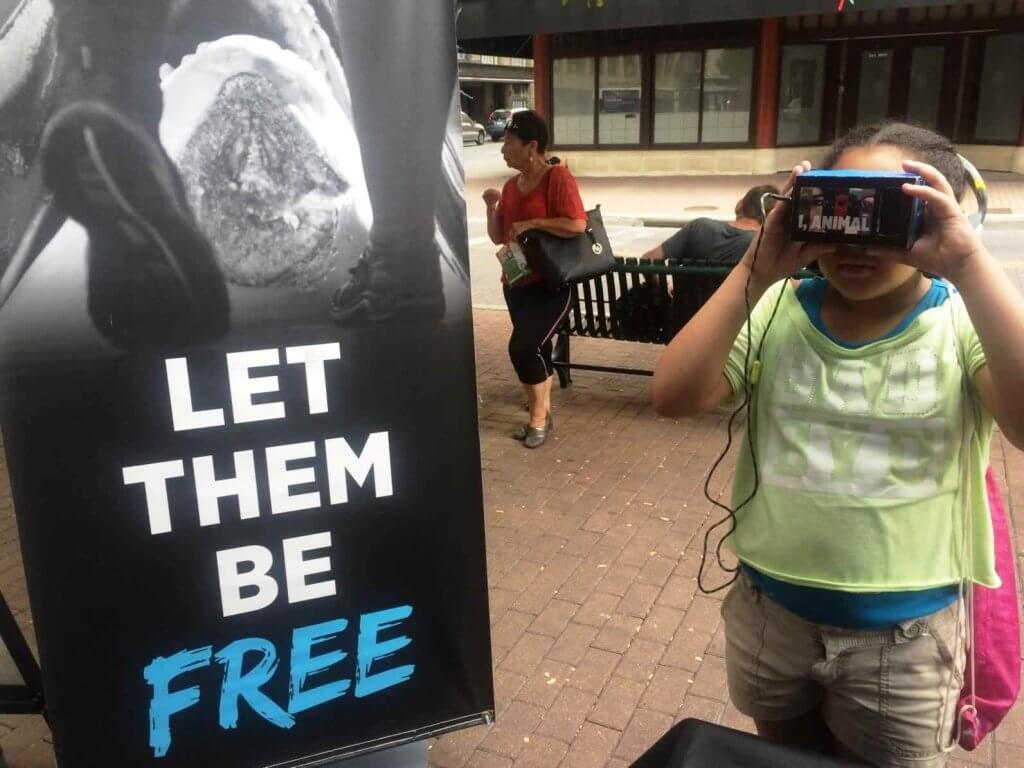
632, 719, 863, 768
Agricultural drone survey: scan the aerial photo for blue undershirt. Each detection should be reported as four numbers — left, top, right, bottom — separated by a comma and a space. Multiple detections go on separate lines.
742, 277, 959, 630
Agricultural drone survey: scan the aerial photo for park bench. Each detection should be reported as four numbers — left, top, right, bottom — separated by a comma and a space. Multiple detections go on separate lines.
552, 258, 732, 388
552, 258, 816, 388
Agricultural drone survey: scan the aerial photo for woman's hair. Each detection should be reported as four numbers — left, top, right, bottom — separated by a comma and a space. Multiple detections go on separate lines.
736, 184, 782, 223
823, 121, 966, 201
507, 110, 549, 155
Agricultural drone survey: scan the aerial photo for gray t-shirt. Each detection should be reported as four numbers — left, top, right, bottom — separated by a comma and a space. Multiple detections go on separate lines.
661, 218, 754, 265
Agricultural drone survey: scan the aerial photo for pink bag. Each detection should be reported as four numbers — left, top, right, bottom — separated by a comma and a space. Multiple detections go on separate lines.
957, 467, 1022, 750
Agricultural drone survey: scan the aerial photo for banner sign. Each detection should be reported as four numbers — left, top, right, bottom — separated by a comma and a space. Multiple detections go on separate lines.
0, 1, 493, 766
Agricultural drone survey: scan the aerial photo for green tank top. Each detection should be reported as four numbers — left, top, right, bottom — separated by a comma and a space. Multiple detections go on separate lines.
722, 280, 998, 591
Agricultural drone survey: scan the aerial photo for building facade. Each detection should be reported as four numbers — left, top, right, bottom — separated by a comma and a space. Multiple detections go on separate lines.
458, 0, 1024, 174
458, 53, 535, 124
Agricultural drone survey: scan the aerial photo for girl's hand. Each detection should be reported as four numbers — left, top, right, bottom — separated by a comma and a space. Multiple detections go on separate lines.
739, 161, 823, 290
899, 159, 987, 285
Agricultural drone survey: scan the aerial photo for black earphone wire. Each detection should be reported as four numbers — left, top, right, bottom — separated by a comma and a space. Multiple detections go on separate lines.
697, 192, 791, 595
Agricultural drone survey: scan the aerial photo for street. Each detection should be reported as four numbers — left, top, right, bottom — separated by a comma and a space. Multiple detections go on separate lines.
462, 135, 511, 182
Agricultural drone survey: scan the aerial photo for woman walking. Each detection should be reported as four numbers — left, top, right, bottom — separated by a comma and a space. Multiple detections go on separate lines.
482, 110, 587, 448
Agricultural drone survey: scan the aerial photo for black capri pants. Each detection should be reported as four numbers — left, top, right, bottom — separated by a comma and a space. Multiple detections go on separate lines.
503, 282, 573, 385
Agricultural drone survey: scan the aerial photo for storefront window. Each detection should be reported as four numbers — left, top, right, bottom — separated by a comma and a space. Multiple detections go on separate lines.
906, 46, 944, 130
552, 48, 753, 148
856, 49, 893, 124
553, 57, 595, 145
701, 48, 753, 143
974, 34, 1024, 143
653, 52, 702, 144
598, 55, 642, 145
776, 45, 826, 145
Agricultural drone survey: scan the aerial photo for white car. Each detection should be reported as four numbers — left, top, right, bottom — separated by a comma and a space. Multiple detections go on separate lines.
460, 112, 486, 145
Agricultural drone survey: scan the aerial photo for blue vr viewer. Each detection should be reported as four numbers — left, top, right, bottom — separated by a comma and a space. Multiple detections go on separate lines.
790, 170, 925, 249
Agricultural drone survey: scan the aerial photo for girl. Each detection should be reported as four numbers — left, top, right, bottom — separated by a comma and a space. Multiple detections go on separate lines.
652, 122, 1024, 766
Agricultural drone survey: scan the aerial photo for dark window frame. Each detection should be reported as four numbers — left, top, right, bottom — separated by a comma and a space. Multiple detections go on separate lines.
774, 42, 829, 147
649, 49, 704, 147
901, 42, 958, 135
548, 54, 598, 149
547, 11, 1024, 152
964, 31, 1024, 146
692, 46, 757, 147
549, 43, 758, 150
596, 53, 646, 149
782, 7, 1024, 146
840, 35, 970, 139
841, 41, 898, 132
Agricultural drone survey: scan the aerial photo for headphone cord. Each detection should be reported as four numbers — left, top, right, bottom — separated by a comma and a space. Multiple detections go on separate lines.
697, 193, 791, 595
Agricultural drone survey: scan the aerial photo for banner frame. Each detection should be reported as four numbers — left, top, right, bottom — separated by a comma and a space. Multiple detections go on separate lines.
0, 589, 46, 717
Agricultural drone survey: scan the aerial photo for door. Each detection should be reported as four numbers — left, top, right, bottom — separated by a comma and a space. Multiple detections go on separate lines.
461, 112, 475, 142
903, 45, 946, 130
849, 47, 895, 129
839, 38, 955, 137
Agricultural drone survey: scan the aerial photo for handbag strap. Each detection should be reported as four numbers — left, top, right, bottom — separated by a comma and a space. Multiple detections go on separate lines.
583, 205, 605, 249
543, 166, 597, 240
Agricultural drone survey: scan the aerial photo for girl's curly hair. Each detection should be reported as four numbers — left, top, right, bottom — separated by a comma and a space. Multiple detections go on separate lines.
823, 121, 966, 201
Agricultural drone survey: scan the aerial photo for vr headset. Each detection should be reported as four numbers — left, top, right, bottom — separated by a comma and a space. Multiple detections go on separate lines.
790, 170, 924, 249
788, 156, 988, 249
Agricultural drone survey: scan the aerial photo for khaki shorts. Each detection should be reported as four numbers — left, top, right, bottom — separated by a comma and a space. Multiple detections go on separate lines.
722, 571, 965, 767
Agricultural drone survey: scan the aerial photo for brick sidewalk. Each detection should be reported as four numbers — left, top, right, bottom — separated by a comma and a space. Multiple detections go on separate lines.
1, 309, 1023, 767
427, 309, 1024, 768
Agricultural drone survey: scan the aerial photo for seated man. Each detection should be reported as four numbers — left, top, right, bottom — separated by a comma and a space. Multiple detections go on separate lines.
642, 183, 780, 266
625, 184, 780, 341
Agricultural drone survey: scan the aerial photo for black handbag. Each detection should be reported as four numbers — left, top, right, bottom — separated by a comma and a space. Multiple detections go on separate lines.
518, 206, 615, 289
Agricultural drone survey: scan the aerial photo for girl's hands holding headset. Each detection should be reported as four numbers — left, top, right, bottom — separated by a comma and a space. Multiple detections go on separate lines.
898, 159, 988, 285
739, 161, 827, 292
